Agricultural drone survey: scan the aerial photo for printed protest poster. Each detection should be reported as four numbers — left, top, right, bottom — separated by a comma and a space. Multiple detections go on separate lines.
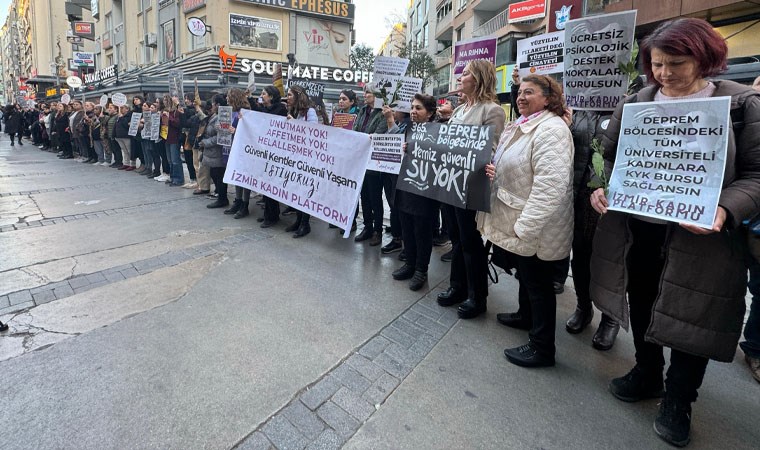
217, 106, 233, 147
324, 103, 333, 123
128, 113, 143, 136
563, 10, 637, 110
373, 76, 423, 112
99, 94, 108, 108
369, 134, 404, 174
112, 93, 127, 107
516, 31, 564, 77
397, 122, 494, 211
168, 69, 184, 101
332, 113, 356, 130
372, 56, 410, 108
224, 111, 372, 237
454, 36, 497, 75
150, 112, 160, 141
142, 112, 152, 139
61, 94, 71, 105
288, 78, 326, 102
606, 97, 730, 228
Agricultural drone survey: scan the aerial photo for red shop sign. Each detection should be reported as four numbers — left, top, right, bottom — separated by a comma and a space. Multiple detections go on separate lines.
509, 0, 547, 23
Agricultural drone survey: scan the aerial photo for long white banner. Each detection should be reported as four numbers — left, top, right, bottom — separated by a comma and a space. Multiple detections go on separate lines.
224, 111, 372, 237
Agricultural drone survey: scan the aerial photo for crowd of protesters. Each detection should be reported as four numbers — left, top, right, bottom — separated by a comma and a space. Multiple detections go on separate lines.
1, 17, 759, 448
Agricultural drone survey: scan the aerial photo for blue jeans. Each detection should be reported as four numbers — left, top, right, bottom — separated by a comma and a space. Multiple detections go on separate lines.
740, 256, 760, 358
167, 143, 184, 185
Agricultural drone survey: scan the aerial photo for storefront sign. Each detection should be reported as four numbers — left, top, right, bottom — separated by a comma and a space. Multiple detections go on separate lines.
295, 16, 350, 69
516, 31, 564, 76
72, 21, 95, 40
220, 53, 373, 84
229, 14, 282, 51
66, 76, 83, 88
46, 87, 59, 97
509, 0, 547, 24
84, 65, 117, 84
453, 36, 497, 76
549, 0, 582, 32
608, 97, 730, 228
72, 51, 95, 67
91, 0, 99, 18
234, 0, 355, 23
225, 111, 371, 237
563, 10, 637, 110
182, 0, 206, 13
187, 17, 208, 36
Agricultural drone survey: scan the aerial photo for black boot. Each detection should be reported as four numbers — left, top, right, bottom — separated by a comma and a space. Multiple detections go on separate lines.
285, 216, 301, 232
224, 199, 242, 215
207, 197, 229, 209
409, 271, 427, 291
458, 298, 486, 319
565, 306, 594, 334
234, 201, 249, 219
609, 365, 664, 402
0, 320, 8, 332
293, 222, 311, 238
654, 395, 692, 447
392, 264, 415, 280
592, 314, 620, 351
437, 287, 467, 307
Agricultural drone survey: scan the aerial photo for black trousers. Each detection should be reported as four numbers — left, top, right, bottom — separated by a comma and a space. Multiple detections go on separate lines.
514, 254, 557, 357
294, 211, 311, 227
131, 137, 143, 164
184, 149, 196, 180
360, 171, 383, 232
263, 196, 280, 221
60, 140, 73, 157
628, 219, 708, 402
209, 167, 227, 199
110, 139, 123, 164
154, 141, 169, 174
571, 187, 601, 309
400, 211, 433, 273
382, 173, 401, 238
444, 205, 488, 301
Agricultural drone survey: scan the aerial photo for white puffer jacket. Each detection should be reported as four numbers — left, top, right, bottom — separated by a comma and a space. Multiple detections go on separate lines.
478, 110, 574, 261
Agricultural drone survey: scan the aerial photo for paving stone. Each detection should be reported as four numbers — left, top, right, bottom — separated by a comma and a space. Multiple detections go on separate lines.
0, 226, 14, 232
104, 271, 125, 283
0, 295, 9, 307
305, 429, 344, 450
261, 415, 309, 450
362, 372, 400, 406
413, 315, 449, 338
236, 432, 273, 450
379, 324, 416, 348
68, 276, 90, 289
409, 333, 439, 356
331, 364, 371, 394
120, 267, 140, 279
358, 335, 391, 359
85, 272, 107, 284
53, 285, 74, 299
32, 290, 56, 305
384, 342, 427, 368
316, 401, 360, 439
104, 264, 134, 274
8, 290, 33, 305
391, 317, 429, 339
345, 354, 385, 382
401, 309, 424, 324
300, 375, 342, 411
0, 301, 33, 315
40, 220, 55, 226
436, 307, 460, 328
372, 351, 412, 380
410, 302, 443, 321
331, 387, 375, 422
27, 221, 42, 228
281, 400, 325, 440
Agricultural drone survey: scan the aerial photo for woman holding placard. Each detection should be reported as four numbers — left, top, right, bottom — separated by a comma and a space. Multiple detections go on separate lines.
481, 74, 574, 368
436, 60, 505, 319
589, 18, 760, 447
252, 85, 288, 228
284, 85, 318, 238
200, 94, 231, 210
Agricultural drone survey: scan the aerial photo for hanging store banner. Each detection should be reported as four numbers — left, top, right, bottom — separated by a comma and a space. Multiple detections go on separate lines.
509, 0, 547, 23
549, 0, 583, 32
607, 97, 730, 229
369, 134, 404, 174
397, 122, 494, 211
563, 10, 637, 111
85, 65, 117, 85
224, 111, 372, 237
516, 31, 564, 77
453, 36, 497, 76
182, 0, 206, 13
295, 16, 351, 69
233, 0, 355, 23
229, 14, 282, 51
72, 21, 95, 40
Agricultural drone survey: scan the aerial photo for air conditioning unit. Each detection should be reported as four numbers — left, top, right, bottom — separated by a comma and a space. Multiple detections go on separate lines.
145, 33, 158, 47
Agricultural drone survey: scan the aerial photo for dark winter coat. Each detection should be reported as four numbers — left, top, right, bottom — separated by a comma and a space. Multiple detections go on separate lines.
113, 112, 132, 139
590, 80, 760, 362
353, 105, 389, 135
53, 112, 71, 142
569, 110, 612, 199
4, 110, 22, 134
199, 114, 226, 168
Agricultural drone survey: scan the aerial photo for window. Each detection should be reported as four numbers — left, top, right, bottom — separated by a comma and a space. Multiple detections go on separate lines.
423, 23, 428, 48
161, 20, 176, 61
456, 0, 468, 13
456, 26, 463, 41
417, 4, 423, 26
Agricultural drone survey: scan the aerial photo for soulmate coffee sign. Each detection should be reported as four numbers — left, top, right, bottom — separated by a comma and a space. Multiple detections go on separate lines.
224, 111, 372, 237
607, 97, 730, 228
563, 10, 637, 110
398, 122, 494, 211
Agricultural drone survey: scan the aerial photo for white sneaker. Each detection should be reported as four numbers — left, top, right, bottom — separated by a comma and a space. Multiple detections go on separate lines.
154, 174, 170, 182
182, 182, 198, 189
101, 162, 110, 166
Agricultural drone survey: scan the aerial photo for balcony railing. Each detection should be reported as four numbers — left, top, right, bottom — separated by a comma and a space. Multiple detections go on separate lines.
435, 11, 452, 34
473, 8, 508, 37
435, 46, 452, 68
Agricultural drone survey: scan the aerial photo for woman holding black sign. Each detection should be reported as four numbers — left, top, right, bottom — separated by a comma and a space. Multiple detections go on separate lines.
481, 74, 574, 368
436, 60, 505, 319
391, 94, 439, 291
589, 18, 760, 447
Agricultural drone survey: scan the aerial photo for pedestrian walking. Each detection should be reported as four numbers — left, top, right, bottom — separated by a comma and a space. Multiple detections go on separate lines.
4, 105, 23, 146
